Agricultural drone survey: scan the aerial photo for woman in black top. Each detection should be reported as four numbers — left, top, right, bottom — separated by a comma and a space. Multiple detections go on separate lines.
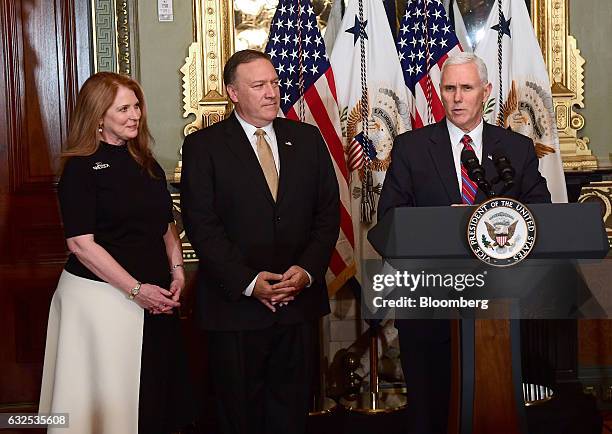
39, 72, 193, 433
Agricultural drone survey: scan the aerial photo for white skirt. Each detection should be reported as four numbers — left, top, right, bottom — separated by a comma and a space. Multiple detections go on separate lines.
39, 270, 144, 434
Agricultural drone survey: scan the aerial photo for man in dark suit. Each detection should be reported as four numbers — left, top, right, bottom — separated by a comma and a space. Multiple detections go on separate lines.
378, 52, 551, 433
180, 50, 340, 434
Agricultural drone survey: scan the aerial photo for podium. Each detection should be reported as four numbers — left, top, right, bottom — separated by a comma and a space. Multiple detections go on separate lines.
367, 203, 609, 434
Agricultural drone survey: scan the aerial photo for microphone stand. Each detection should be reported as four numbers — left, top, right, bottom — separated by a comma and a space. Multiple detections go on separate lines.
491, 154, 516, 197
462, 148, 495, 200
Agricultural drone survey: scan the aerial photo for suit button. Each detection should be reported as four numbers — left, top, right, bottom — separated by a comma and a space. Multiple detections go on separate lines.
276, 216, 281, 222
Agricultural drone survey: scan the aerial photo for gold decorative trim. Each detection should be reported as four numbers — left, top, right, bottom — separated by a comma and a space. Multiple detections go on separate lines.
116, 0, 131, 75
90, 0, 137, 76
579, 182, 612, 247
91, 0, 119, 72
171, 194, 197, 262
532, 0, 596, 170
177, 0, 235, 182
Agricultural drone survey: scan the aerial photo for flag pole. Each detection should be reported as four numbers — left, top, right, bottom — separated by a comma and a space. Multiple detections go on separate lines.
339, 323, 407, 414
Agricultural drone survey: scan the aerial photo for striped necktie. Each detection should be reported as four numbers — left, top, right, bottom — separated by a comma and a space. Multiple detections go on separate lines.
460, 134, 478, 205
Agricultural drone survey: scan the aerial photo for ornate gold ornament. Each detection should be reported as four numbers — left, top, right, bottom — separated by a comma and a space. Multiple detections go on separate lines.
116, 0, 131, 75
579, 183, 612, 247
531, 0, 596, 170
176, 0, 235, 182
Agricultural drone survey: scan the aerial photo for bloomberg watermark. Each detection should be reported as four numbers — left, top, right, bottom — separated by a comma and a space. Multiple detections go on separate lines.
370, 269, 489, 312
360, 259, 609, 320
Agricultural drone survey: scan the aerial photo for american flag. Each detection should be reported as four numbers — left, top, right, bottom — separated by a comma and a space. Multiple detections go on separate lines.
265, 0, 356, 293
398, 0, 462, 128
348, 131, 376, 173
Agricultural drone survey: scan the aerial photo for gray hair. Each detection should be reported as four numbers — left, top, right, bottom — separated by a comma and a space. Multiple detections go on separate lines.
441, 52, 489, 85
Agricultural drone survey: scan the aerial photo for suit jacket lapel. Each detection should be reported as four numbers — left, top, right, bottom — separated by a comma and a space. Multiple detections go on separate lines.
479, 122, 501, 202
273, 118, 296, 204
429, 120, 462, 204
224, 112, 275, 205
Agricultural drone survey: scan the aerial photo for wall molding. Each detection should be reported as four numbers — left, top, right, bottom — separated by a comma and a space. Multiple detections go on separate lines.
91, 0, 138, 77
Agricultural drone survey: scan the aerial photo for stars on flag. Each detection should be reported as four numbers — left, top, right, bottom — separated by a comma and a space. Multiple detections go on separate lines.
397, 0, 460, 94
491, 11, 512, 39
265, 0, 333, 113
345, 15, 368, 45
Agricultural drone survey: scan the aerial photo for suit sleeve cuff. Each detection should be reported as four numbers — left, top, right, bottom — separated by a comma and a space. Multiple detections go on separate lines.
305, 269, 313, 287
243, 274, 257, 297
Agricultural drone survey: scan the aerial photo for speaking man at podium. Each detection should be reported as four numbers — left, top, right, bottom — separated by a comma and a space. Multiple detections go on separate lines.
377, 52, 551, 434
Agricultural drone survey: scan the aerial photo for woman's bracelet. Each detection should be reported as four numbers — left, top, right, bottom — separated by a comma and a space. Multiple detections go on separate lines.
170, 263, 184, 273
128, 281, 142, 300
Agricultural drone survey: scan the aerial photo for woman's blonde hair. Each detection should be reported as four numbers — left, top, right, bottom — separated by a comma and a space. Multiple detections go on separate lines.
62, 72, 157, 177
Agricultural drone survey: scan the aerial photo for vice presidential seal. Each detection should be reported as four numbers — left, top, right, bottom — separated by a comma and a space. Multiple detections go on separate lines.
467, 197, 537, 267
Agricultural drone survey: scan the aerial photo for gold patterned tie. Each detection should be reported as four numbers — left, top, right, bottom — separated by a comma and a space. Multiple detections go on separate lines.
254, 129, 278, 200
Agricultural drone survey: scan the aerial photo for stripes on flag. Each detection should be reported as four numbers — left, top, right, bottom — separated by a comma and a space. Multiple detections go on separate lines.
347, 132, 376, 172
266, 0, 355, 293
347, 137, 364, 172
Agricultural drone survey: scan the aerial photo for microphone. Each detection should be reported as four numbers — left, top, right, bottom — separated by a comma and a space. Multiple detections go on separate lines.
461, 147, 495, 198
492, 152, 516, 192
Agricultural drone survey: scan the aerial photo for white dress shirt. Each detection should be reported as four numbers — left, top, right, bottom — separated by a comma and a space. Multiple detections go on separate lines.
447, 118, 484, 194
235, 111, 280, 174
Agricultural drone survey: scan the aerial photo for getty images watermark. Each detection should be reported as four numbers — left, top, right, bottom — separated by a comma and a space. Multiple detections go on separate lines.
370, 269, 490, 310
